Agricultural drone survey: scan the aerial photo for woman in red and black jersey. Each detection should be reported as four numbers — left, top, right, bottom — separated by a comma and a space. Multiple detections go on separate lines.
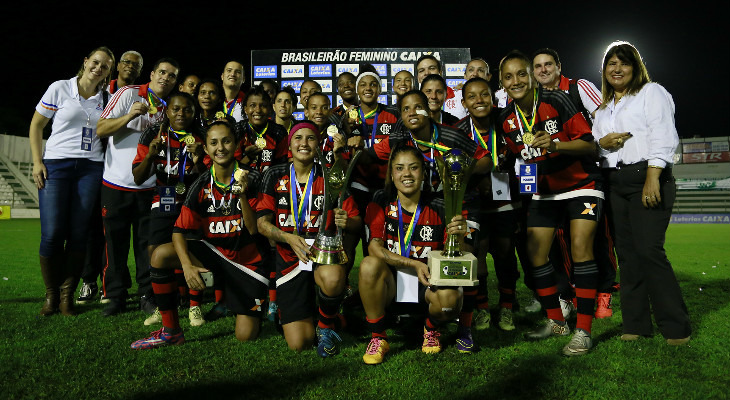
358, 145, 475, 365
130, 120, 265, 349
496, 50, 601, 356
235, 86, 289, 173
256, 122, 361, 357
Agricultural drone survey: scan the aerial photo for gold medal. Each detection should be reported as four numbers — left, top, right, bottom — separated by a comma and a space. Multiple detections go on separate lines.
349, 108, 358, 120
175, 182, 186, 195
255, 137, 267, 149
234, 169, 245, 182
184, 135, 196, 145
149, 105, 157, 115
215, 111, 226, 120
326, 125, 338, 137
522, 132, 534, 146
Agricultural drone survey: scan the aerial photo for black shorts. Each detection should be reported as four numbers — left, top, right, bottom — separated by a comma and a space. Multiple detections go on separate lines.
478, 208, 518, 238
148, 208, 180, 246
187, 240, 268, 317
275, 254, 315, 325
527, 196, 603, 228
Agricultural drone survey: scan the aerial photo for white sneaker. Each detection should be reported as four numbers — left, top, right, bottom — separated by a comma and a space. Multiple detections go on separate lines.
524, 297, 542, 313
189, 306, 205, 327
143, 308, 161, 326
562, 328, 592, 356
559, 296, 575, 319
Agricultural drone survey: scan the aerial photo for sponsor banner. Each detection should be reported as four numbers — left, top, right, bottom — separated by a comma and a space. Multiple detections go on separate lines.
314, 79, 333, 93
390, 63, 414, 75
293, 111, 305, 121
676, 177, 730, 190
309, 64, 332, 77
445, 63, 465, 77
252, 48, 471, 107
682, 151, 730, 164
712, 142, 730, 152
671, 214, 730, 224
281, 65, 305, 78
281, 80, 304, 93
253, 65, 278, 79
683, 142, 711, 154
446, 78, 465, 88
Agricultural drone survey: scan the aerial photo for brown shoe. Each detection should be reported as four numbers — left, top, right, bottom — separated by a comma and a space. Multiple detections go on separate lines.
620, 334, 640, 341
39, 256, 59, 316
667, 336, 691, 346
59, 277, 79, 316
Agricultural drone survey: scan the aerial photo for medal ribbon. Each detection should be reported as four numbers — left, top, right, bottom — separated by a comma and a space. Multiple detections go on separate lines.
147, 88, 167, 112
397, 199, 422, 258
359, 106, 379, 148
249, 122, 269, 141
209, 164, 238, 211
166, 128, 190, 186
289, 164, 315, 234
514, 88, 537, 134
410, 124, 451, 155
469, 118, 497, 168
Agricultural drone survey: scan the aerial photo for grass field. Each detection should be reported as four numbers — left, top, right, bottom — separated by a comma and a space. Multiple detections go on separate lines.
0, 219, 728, 400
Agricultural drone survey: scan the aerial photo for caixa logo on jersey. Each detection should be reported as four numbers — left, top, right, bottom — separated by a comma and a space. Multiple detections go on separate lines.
282, 80, 304, 92
281, 65, 305, 78
309, 64, 332, 77
254, 65, 278, 79
445, 64, 466, 77
336, 64, 359, 75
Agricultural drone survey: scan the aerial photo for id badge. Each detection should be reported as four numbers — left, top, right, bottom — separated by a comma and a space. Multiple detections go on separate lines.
491, 172, 511, 201
519, 164, 537, 194
298, 238, 316, 272
81, 127, 94, 151
158, 186, 176, 213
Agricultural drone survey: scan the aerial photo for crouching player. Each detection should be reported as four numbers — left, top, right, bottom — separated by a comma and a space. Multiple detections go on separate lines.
257, 121, 361, 357
131, 120, 266, 349
359, 145, 476, 365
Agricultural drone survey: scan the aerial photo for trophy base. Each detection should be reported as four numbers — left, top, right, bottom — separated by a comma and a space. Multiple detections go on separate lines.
310, 234, 349, 265
427, 252, 478, 286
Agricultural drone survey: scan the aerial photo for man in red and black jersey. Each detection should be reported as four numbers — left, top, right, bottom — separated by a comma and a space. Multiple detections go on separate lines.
131, 120, 266, 349
358, 145, 477, 364
235, 86, 289, 173
256, 122, 361, 357
456, 78, 521, 331
496, 50, 602, 356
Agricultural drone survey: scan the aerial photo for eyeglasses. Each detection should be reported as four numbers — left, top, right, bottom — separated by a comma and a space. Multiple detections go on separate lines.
120, 59, 141, 69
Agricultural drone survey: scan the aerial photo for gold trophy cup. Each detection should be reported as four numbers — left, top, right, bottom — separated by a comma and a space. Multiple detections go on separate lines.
310, 147, 361, 265
428, 149, 479, 286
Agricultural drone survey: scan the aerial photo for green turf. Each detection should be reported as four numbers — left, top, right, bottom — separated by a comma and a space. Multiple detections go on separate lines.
1, 219, 728, 399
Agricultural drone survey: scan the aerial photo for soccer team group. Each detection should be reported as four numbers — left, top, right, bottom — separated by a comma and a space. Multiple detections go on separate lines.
37, 46, 647, 365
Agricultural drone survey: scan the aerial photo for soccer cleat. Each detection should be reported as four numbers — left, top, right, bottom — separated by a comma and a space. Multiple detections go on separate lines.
498, 308, 516, 331
473, 309, 491, 331
525, 319, 570, 340
594, 293, 613, 319
205, 302, 229, 321
455, 326, 475, 353
562, 328, 592, 356
559, 296, 576, 320
363, 337, 390, 365
143, 308, 161, 326
76, 282, 98, 304
524, 297, 542, 313
267, 301, 278, 323
422, 328, 442, 354
316, 327, 342, 358
131, 328, 185, 350
189, 305, 205, 327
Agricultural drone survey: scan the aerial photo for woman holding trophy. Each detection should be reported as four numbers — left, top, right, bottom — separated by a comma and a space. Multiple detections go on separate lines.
358, 144, 476, 365
256, 121, 361, 357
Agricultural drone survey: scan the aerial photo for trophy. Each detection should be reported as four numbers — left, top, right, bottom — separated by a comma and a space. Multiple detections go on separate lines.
310, 147, 362, 265
428, 149, 479, 286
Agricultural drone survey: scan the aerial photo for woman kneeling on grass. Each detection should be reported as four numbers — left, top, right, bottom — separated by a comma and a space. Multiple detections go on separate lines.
131, 120, 267, 349
358, 144, 475, 365
256, 121, 361, 357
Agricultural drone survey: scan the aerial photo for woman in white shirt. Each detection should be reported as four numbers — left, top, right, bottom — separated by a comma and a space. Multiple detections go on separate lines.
593, 41, 691, 345
29, 46, 115, 316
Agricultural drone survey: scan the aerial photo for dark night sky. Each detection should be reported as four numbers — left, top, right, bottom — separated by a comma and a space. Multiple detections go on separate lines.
2, 2, 726, 138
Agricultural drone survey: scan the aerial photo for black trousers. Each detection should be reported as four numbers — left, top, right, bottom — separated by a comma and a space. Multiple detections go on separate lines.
100, 185, 154, 299
608, 164, 691, 339
81, 191, 105, 284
